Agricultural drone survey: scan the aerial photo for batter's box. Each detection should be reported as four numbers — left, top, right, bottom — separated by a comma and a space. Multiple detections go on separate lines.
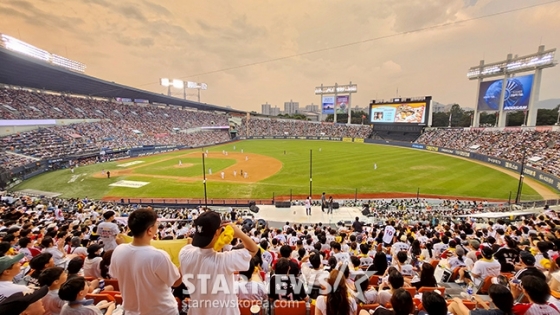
109, 180, 150, 188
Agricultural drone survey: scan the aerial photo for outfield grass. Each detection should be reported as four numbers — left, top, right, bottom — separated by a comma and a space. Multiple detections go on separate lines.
13, 140, 543, 200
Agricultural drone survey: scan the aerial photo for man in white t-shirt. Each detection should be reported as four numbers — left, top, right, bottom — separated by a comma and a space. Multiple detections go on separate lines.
332, 243, 350, 263
470, 247, 501, 286
391, 235, 409, 253
179, 210, 258, 315
97, 211, 120, 251
0, 253, 30, 303
110, 208, 182, 315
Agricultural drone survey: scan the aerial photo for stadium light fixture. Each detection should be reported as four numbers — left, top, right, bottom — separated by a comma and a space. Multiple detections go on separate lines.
467, 48, 557, 80
160, 78, 171, 87
159, 79, 207, 101
172, 79, 184, 89
0, 34, 86, 72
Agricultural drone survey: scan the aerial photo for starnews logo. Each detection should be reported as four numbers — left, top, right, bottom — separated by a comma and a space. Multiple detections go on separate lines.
182, 269, 376, 302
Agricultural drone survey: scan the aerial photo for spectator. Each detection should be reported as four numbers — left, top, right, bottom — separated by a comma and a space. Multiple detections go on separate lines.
0, 285, 48, 315
66, 257, 84, 280
58, 276, 115, 315
354, 273, 378, 304
315, 269, 357, 315
38, 267, 67, 315
97, 211, 120, 251
300, 250, 329, 299
494, 236, 519, 273
41, 237, 67, 267
469, 247, 501, 286
421, 291, 448, 315
17, 237, 34, 261
269, 257, 308, 302
110, 208, 181, 315
23, 253, 54, 287
235, 259, 267, 301
512, 276, 559, 315
373, 288, 414, 315
395, 251, 414, 276
83, 244, 104, 279
179, 210, 258, 314
449, 284, 513, 315
378, 269, 404, 306
68, 237, 87, 257
0, 253, 28, 301
369, 252, 388, 275
99, 250, 114, 279
409, 262, 437, 289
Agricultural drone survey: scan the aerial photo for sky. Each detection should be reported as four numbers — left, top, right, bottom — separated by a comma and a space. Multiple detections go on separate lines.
0, 0, 559, 113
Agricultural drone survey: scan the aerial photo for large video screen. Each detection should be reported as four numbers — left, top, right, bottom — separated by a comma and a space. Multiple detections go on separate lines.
477, 74, 534, 111
369, 102, 427, 124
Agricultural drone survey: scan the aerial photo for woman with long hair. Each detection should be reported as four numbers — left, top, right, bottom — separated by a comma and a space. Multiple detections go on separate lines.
99, 249, 114, 279
408, 262, 437, 289
367, 252, 388, 275
315, 269, 357, 315
409, 240, 421, 259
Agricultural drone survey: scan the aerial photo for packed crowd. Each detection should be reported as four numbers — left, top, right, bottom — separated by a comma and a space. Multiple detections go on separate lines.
0, 87, 233, 171
1, 194, 560, 315
238, 117, 373, 139
417, 129, 560, 177
0, 152, 38, 172
1, 128, 99, 161
0, 88, 229, 127
0, 124, 230, 171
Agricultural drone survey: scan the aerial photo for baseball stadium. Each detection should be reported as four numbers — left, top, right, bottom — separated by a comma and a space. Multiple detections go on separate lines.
0, 35, 559, 221
2, 2, 560, 315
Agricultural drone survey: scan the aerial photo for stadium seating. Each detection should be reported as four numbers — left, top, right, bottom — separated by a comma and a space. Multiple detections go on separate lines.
417, 128, 560, 177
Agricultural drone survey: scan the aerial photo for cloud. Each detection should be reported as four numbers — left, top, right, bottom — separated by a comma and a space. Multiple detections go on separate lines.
141, 0, 172, 16
114, 34, 154, 47
114, 4, 148, 22
389, 0, 466, 32
381, 60, 403, 75
1, 0, 85, 29
80, 0, 111, 6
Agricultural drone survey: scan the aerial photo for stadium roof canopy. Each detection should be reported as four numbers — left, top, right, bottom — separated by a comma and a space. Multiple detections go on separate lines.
0, 48, 244, 113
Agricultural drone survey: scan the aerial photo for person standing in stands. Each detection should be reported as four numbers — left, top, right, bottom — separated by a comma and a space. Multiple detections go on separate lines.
110, 208, 182, 315
179, 210, 258, 315
97, 211, 120, 251
305, 196, 312, 216
327, 196, 334, 214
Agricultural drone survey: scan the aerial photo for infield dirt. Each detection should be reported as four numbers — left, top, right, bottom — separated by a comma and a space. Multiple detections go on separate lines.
92, 152, 283, 184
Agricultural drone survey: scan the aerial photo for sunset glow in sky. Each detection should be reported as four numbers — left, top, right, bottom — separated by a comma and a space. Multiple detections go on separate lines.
1, 0, 559, 111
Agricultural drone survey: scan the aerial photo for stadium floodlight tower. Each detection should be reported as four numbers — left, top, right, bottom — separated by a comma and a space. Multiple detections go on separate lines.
160, 79, 207, 102
315, 82, 357, 124
0, 34, 86, 72
467, 45, 556, 128
160, 78, 185, 98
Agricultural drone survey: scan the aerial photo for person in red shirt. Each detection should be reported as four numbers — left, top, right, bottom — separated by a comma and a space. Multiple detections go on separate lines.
512, 276, 559, 315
